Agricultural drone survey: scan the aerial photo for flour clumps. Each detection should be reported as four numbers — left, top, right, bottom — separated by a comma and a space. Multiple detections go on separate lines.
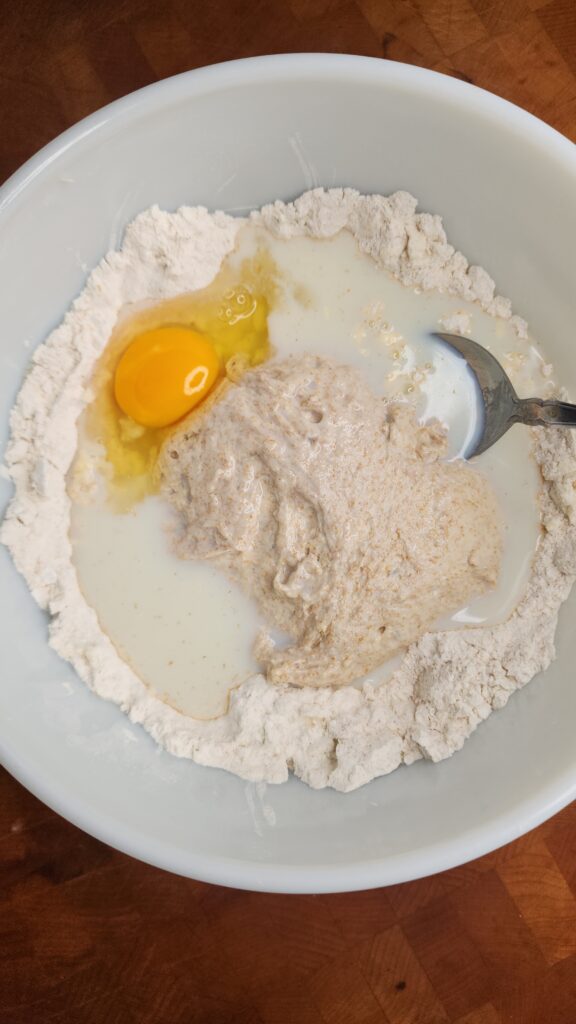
2, 188, 576, 792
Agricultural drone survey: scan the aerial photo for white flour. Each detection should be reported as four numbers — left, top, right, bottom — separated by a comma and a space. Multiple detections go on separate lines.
2, 189, 576, 792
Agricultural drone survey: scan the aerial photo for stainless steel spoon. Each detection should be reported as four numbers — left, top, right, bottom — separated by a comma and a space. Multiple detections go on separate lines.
432, 331, 576, 458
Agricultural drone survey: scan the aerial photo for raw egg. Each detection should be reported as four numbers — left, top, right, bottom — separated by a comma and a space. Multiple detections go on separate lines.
76, 241, 278, 509
114, 326, 219, 428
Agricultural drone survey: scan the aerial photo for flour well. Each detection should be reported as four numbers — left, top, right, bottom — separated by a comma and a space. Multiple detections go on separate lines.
2, 189, 576, 792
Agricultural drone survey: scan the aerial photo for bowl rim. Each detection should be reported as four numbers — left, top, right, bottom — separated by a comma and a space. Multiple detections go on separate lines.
1, 53, 575, 893
2, 52, 575, 214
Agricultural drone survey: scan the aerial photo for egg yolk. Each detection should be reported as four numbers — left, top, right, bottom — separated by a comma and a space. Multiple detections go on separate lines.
114, 326, 219, 428
76, 242, 279, 511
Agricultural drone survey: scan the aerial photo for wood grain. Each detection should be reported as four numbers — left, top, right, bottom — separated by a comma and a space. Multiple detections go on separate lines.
1, 1, 576, 1021
1, 775, 576, 1023
1, 0, 576, 184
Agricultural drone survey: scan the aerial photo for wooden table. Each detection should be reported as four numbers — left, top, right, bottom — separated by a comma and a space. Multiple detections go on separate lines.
1, 2, 575, 1022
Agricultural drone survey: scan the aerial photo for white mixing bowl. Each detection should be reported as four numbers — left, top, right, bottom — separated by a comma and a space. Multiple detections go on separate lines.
1, 55, 575, 893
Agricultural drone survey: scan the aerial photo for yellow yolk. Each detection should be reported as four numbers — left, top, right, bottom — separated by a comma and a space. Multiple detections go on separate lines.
114, 326, 219, 428
74, 242, 278, 510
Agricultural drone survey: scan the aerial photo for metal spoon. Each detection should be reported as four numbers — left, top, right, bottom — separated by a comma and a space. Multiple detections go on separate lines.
432, 331, 576, 458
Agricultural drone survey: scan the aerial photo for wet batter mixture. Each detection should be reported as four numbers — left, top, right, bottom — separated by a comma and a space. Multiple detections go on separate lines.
160, 354, 501, 687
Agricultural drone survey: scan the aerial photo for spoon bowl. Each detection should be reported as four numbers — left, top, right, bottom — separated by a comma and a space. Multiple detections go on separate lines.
433, 332, 576, 457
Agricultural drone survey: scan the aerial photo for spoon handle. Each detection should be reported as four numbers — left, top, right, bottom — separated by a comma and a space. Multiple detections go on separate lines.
517, 398, 576, 428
